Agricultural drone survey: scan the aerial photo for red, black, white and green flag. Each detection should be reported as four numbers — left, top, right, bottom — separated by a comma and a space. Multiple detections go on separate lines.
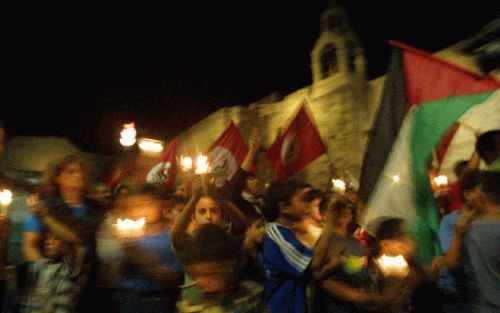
359, 40, 500, 264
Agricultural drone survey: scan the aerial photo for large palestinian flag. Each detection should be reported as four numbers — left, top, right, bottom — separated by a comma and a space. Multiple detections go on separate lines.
360, 40, 500, 264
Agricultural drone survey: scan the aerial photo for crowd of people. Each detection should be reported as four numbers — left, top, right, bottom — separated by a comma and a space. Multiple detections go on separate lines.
0, 122, 499, 313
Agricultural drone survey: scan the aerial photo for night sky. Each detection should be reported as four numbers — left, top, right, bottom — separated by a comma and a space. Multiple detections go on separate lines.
3, 1, 498, 154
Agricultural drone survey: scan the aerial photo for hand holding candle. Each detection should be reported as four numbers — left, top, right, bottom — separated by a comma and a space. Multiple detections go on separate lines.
0, 189, 12, 214
375, 254, 409, 278
115, 217, 146, 239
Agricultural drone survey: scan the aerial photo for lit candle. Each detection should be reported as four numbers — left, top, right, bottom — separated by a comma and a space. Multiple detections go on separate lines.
392, 175, 400, 183
331, 179, 346, 195
119, 122, 137, 147
0, 189, 12, 214
179, 155, 193, 172
115, 217, 146, 239
195, 155, 209, 174
374, 254, 409, 277
433, 175, 448, 189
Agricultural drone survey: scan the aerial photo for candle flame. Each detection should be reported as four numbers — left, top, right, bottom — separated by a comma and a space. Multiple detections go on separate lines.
0, 189, 13, 206
433, 175, 448, 187
120, 123, 137, 147
195, 155, 209, 174
375, 254, 409, 277
332, 179, 346, 194
180, 156, 193, 171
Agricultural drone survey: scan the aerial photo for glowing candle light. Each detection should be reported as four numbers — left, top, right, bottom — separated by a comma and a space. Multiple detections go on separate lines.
180, 156, 193, 171
0, 188, 12, 206
392, 175, 400, 183
331, 179, 346, 195
195, 155, 209, 174
115, 217, 146, 239
433, 175, 448, 189
119, 122, 137, 147
375, 254, 409, 277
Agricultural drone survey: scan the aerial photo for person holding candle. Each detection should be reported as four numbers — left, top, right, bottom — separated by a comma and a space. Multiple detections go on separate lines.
171, 177, 247, 308
371, 218, 444, 313
312, 195, 387, 313
20, 154, 106, 312
112, 184, 183, 313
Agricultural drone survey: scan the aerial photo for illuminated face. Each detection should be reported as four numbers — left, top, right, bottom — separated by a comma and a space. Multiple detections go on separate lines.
125, 194, 163, 225
245, 218, 265, 244
44, 233, 64, 261
282, 188, 310, 222
56, 162, 86, 191
194, 196, 223, 226
186, 259, 240, 295
245, 177, 259, 195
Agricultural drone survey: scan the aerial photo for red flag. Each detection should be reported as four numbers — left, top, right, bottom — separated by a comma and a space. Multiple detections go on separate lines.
207, 121, 248, 187
265, 103, 327, 179
143, 137, 178, 188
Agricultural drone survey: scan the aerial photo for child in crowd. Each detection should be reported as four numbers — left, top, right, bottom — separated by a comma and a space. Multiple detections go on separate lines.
313, 196, 385, 313
111, 184, 183, 313
261, 180, 341, 313
171, 178, 247, 308
6, 232, 88, 313
176, 224, 267, 312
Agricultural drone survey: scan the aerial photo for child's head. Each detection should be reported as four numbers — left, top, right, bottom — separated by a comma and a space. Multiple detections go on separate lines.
245, 215, 266, 245
305, 189, 324, 225
192, 194, 224, 227
263, 180, 310, 222
178, 224, 243, 295
122, 184, 164, 226
44, 233, 65, 262
374, 218, 415, 259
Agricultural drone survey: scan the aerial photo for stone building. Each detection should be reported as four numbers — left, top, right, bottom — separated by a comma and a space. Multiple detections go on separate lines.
175, 3, 495, 191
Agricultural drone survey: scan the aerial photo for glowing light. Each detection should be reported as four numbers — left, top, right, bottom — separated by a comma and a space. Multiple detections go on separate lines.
0, 189, 13, 207
392, 175, 400, 183
180, 156, 193, 171
119, 123, 137, 147
375, 254, 409, 277
138, 138, 164, 153
115, 217, 146, 238
433, 175, 448, 188
331, 179, 346, 194
195, 155, 209, 174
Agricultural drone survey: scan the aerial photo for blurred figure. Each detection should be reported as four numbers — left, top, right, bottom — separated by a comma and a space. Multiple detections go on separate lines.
176, 224, 267, 312
312, 196, 384, 313
438, 171, 500, 313
221, 127, 263, 219
476, 130, 500, 170
6, 232, 88, 313
372, 218, 442, 313
241, 215, 266, 282
21, 154, 106, 312
171, 178, 247, 308
112, 185, 183, 313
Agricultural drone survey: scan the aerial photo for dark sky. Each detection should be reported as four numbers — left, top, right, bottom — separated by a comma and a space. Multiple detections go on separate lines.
3, 1, 498, 154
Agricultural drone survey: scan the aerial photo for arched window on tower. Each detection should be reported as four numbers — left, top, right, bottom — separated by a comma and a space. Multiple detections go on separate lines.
320, 43, 337, 78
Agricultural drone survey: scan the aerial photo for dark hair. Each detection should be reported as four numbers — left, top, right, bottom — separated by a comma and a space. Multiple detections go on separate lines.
262, 180, 309, 221
40, 154, 89, 198
476, 130, 500, 162
375, 218, 405, 241
460, 170, 484, 201
176, 224, 243, 265
480, 171, 500, 205
305, 189, 323, 203
453, 160, 469, 177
